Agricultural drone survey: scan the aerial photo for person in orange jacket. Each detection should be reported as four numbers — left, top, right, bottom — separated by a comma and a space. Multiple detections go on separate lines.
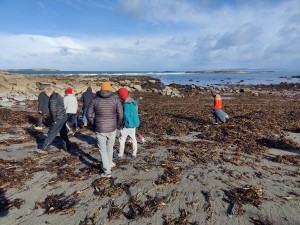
211, 91, 229, 124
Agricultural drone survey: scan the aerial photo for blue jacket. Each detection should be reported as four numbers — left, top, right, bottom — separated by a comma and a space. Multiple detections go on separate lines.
123, 97, 140, 128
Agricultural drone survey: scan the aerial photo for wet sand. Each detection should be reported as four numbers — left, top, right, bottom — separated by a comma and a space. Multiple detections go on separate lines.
0, 73, 300, 225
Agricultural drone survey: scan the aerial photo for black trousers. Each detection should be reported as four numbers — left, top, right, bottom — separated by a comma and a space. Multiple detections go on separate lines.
42, 118, 70, 151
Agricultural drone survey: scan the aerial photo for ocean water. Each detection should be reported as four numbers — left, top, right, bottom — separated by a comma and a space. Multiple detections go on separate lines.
9, 70, 300, 86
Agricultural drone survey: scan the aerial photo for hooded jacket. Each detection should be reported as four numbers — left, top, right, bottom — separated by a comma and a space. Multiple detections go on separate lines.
64, 94, 78, 114
87, 90, 123, 133
122, 97, 140, 128
81, 87, 95, 108
38, 92, 50, 114
49, 92, 67, 122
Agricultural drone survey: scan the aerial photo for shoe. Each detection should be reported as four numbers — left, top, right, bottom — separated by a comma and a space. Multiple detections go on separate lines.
83, 122, 87, 127
100, 173, 112, 178
138, 134, 144, 139
130, 154, 137, 158
35, 149, 48, 155
113, 153, 123, 159
35, 126, 43, 131
212, 122, 219, 125
111, 162, 116, 168
138, 134, 145, 143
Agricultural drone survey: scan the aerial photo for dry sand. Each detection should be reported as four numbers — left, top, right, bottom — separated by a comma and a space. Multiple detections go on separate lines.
0, 73, 300, 225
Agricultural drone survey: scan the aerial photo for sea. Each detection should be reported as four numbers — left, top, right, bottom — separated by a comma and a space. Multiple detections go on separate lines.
8, 70, 300, 87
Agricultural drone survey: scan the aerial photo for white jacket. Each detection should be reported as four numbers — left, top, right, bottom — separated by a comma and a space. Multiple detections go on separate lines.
64, 94, 78, 114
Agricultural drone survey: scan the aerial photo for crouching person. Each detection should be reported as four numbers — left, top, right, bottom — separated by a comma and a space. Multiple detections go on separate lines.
37, 87, 70, 154
211, 91, 229, 124
87, 82, 123, 178
116, 88, 140, 158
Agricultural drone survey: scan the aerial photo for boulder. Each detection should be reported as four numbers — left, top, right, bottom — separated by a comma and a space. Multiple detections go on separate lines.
132, 84, 143, 92
240, 88, 251, 93
36, 82, 52, 90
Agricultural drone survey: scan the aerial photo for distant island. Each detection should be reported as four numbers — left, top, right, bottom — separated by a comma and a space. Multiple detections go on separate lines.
184, 70, 250, 74
3, 68, 60, 72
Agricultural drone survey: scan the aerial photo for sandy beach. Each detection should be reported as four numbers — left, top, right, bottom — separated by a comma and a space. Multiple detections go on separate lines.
0, 72, 300, 225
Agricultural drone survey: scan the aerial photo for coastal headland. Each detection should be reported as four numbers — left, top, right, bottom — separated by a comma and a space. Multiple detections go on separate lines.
0, 72, 300, 225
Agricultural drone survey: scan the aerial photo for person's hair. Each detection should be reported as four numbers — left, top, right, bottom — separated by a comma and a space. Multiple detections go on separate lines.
44, 87, 54, 94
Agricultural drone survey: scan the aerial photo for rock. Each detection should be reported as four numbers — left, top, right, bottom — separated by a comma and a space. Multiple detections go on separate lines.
152, 88, 159, 93
123, 80, 131, 85
148, 80, 156, 84
13, 95, 27, 101
36, 82, 51, 90
240, 88, 251, 93
252, 92, 259, 97
188, 175, 195, 180
132, 85, 143, 92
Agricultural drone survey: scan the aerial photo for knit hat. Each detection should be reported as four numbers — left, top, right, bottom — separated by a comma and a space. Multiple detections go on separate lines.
101, 82, 112, 91
117, 87, 129, 101
66, 87, 72, 94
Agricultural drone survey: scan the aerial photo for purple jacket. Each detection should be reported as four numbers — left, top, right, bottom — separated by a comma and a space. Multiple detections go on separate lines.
87, 90, 123, 133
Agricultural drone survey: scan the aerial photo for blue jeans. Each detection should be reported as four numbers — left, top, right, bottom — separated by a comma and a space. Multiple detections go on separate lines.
82, 108, 88, 124
67, 113, 78, 130
96, 130, 116, 174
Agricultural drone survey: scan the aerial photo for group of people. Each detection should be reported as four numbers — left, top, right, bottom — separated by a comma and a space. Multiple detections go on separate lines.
35, 82, 144, 178
36, 87, 79, 132
35, 82, 228, 178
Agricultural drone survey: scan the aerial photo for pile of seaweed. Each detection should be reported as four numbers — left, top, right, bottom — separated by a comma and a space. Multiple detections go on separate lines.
1, 82, 299, 224
140, 91, 300, 156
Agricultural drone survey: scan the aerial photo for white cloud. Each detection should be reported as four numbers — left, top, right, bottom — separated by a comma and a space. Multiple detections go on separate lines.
1, 0, 300, 70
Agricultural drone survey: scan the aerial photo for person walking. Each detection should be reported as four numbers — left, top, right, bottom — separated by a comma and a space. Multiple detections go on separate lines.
211, 91, 229, 124
80, 86, 95, 127
116, 87, 140, 158
37, 87, 70, 154
87, 82, 123, 178
35, 88, 50, 131
64, 87, 78, 132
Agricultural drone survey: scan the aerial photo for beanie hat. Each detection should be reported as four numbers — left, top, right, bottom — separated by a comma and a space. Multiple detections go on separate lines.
101, 82, 112, 91
117, 87, 129, 101
66, 87, 72, 94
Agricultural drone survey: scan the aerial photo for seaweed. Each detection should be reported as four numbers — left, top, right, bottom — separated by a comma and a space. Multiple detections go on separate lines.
162, 209, 195, 225
224, 186, 263, 216
0, 198, 24, 212
35, 193, 79, 214
140, 195, 169, 217
155, 162, 183, 186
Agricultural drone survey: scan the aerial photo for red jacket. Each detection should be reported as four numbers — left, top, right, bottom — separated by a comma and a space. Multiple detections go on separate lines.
214, 94, 223, 109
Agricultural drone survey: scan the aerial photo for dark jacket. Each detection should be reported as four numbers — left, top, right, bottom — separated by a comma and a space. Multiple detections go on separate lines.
49, 93, 67, 122
38, 92, 50, 114
81, 87, 95, 108
87, 90, 123, 133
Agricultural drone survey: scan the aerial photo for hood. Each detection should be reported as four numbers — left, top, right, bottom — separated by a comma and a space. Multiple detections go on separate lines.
96, 90, 114, 98
86, 87, 92, 92
124, 97, 136, 104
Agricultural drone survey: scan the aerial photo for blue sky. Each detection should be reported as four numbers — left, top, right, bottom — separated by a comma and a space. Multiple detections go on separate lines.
0, 0, 299, 71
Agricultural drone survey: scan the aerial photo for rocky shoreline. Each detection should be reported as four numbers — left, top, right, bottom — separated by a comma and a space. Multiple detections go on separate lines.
0, 72, 300, 225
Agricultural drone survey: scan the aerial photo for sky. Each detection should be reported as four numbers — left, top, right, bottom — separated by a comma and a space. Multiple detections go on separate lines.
0, 0, 299, 71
